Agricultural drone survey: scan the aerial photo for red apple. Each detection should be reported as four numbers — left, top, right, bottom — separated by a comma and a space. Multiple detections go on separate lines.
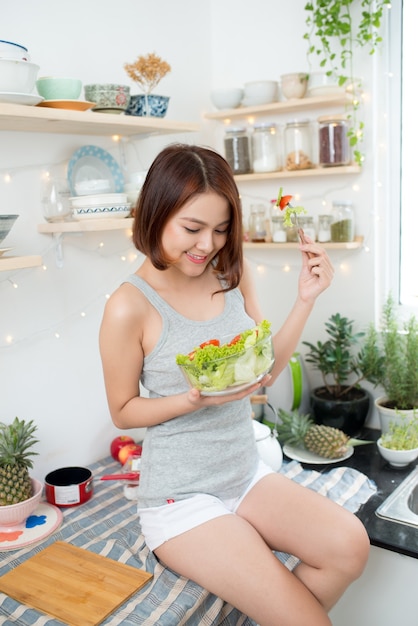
118, 443, 143, 465
110, 435, 135, 461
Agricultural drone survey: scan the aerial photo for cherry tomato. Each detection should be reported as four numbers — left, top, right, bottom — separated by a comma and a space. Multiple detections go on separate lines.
199, 339, 220, 348
228, 334, 242, 346
279, 195, 293, 209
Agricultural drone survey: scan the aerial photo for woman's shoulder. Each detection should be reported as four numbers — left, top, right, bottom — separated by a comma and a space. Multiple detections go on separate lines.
103, 280, 150, 326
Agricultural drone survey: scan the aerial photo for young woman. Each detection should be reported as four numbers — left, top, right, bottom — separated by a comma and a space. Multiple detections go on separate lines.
99, 144, 369, 626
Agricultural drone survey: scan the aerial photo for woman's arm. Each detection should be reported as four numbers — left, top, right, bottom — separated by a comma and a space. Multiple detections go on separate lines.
240, 236, 334, 383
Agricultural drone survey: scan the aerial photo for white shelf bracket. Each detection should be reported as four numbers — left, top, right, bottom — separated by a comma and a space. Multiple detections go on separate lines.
52, 232, 64, 268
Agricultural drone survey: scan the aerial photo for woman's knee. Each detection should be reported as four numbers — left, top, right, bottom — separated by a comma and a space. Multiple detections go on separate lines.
336, 514, 370, 580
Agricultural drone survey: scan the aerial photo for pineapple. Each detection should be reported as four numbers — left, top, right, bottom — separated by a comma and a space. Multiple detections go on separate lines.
0, 417, 39, 505
276, 409, 352, 459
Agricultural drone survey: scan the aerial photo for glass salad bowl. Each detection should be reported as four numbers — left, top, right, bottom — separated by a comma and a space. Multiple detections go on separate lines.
176, 322, 275, 396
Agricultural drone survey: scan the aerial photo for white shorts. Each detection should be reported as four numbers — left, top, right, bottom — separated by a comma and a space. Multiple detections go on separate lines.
138, 459, 275, 551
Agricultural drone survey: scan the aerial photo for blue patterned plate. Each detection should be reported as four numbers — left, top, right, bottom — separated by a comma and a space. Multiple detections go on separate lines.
67, 145, 125, 196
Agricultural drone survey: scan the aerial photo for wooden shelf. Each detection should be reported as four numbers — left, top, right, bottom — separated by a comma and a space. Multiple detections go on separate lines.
234, 165, 360, 182
0, 103, 199, 137
244, 236, 364, 250
0, 255, 43, 271
204, 94, 353, 121
37, 218, 134, 234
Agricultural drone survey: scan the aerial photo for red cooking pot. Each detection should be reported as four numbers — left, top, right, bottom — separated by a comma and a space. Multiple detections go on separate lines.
45, 466, 93, 507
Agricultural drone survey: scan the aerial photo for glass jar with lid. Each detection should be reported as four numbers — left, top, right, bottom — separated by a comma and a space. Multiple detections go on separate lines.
317, 215, 333, 242
224, 127, 251, 174
284, 119, 314, 170
331, 201, 355, 242
248, 204, 267, 242
251, 122, 280, 173
298, 216, 316, 241
270, 203, 287, 242
318, 115, 350, 167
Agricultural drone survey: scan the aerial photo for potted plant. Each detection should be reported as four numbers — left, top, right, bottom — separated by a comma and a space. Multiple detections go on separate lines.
303, 0, 390, 166
377, 415, 418, 468
0, 417, 42, 526
123, 52, 171, 117
302, 312, 377, 436
361, 293, 418, 432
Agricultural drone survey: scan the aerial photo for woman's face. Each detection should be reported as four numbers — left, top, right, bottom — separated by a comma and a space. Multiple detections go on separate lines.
161, 192, 230, 276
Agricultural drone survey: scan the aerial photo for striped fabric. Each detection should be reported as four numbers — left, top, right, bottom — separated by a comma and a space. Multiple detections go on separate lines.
0, 456, 376, 626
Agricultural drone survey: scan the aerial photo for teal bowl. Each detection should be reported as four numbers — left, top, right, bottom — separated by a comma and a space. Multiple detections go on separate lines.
36, 77, 82, 101
125, 94, 169, 117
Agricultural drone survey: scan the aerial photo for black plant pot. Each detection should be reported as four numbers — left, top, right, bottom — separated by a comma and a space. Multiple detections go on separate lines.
310, 386, 370, 437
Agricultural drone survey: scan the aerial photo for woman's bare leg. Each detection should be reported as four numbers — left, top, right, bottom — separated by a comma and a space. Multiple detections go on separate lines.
155, 474, 369, 625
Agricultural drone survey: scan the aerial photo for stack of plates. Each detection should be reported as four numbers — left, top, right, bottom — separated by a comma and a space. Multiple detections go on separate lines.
70, 193, 131, 221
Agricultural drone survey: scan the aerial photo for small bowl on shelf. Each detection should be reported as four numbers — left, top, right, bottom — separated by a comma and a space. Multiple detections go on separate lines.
0, 478, 43, 527
280, 73, 308, 99
0, 214, 19, 245
0, 39, 30, 62
177, 331, 274, 396
242, 80, 278, 106
125, 94, 169, 117
84, 83, 130, 113
210, 88, 243, 110
377, 438, 418, 468
36, 77, 82, 100
0, 59, 39, 93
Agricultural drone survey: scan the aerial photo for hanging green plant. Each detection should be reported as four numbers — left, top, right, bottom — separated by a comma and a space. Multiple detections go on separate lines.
303, 0, 390, 166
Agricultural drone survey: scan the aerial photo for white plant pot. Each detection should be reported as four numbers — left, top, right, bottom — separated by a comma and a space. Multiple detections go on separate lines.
375, 396, 417, 434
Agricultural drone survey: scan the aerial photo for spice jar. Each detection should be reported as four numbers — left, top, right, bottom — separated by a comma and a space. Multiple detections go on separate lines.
284, 120, 314, 170
224, 127, 251, 174
317, 215, 333, 242
270, 204, 287, 243
298, 216, 316, 240
249, 204, 267, 242
331, 201, 355, 242
318, 115, 350, 167
251, 123, 280, 173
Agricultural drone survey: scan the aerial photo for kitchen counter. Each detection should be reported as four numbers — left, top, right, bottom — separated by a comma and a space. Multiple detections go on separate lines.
288, 427, 418, 559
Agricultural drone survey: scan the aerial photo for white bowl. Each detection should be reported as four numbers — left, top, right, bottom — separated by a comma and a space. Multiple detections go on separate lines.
280, 73, 308, 100
0, 39, 30, 62
377, 438, 418, 468
0, 59, 39, 93
243, 80, 278, 106
72, 204, 131, 220
0, 478, 43, 527
74, 179, 112, 196
210, 88, 243, 110
70, 193, 127, 208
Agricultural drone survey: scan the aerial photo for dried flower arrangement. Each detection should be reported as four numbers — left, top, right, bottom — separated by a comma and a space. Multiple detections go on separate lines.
124, 53, 171, 95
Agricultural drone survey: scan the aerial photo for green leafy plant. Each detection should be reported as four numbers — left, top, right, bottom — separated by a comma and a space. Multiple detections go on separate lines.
362, 293, 418, 411
304, 0, 390, 165
303, 312, 379, 399
380, 415, 418, 450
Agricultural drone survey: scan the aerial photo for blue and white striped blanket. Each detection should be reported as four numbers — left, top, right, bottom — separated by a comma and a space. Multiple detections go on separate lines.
0, 457, 376, 626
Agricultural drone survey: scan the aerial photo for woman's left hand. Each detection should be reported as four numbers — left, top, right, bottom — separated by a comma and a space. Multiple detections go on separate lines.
298, 235, 334, 301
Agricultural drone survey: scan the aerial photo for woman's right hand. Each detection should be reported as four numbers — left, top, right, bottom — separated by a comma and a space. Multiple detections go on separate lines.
185, 374, 272, 408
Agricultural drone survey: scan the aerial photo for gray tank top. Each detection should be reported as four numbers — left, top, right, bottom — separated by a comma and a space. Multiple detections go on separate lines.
124, 274, 260, 508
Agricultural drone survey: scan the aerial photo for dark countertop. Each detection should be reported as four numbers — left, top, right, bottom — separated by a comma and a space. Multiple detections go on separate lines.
285, 427, 418, 560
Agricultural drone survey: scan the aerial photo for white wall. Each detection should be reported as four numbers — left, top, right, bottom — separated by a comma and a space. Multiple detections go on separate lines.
1, 0, 390, 480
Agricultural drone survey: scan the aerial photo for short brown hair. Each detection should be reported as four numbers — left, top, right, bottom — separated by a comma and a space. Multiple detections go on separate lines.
132, 144, 243, 291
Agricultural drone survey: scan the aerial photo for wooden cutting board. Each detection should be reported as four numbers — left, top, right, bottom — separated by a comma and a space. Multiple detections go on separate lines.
0, 541, 153, 626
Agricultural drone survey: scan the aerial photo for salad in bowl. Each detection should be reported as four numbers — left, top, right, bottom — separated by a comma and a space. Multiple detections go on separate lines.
176, 320, 274, 396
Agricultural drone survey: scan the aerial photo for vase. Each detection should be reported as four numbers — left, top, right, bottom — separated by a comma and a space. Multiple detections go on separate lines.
310, 386, 370, 437
125, 94, 170, 117
374, 396, 417, 434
